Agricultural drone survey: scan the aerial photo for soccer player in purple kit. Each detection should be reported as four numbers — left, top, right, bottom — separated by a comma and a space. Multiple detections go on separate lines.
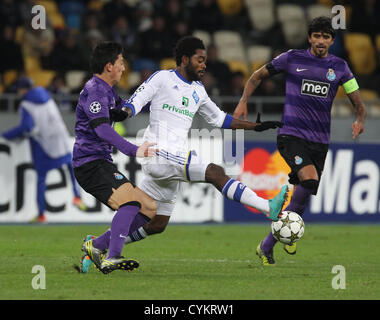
233, 17, 367, 266
72, 42, 158, 274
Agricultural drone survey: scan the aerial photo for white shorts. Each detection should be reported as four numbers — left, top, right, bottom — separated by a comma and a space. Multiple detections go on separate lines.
139, 149, 209, 216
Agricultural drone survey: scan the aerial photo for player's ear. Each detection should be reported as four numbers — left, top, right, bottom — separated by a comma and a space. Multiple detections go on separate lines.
181, 55, 189, 66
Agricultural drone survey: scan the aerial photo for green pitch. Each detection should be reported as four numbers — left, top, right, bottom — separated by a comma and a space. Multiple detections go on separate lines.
0, 224, 379, 300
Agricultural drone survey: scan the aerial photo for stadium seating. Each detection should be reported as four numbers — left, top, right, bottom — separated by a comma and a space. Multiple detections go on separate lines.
277, 4, 308, 48
306, 4, 332, 22
245, 0, 275, 31
213, 30, 246, 62
24, 55, 41, 74
227, 60, 249, 78
29, 70, 56, 87
65, 70, 86, 90
246, 45, 272, 71
217, 0, 243, 16
193, 30, 212, 48
344, 33, 376, 75
3, 70, 19, 88
160, 58, 177, 70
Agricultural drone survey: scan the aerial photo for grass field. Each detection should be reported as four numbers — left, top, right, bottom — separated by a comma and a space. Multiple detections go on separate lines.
0, 223, 379, 300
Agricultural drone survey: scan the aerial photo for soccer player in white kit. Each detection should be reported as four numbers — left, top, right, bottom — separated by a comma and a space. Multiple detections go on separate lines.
116, 36, 289, 245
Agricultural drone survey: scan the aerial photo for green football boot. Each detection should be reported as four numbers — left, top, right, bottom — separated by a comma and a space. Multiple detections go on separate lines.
267, 185, 289, 221
100, 256, 139, 274
256, 242, 275, 266
283, 242, 297, 255
82, 236, 107, 270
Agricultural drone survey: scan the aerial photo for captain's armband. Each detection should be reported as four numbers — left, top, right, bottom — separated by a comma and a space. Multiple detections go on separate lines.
342, 78, 359, 94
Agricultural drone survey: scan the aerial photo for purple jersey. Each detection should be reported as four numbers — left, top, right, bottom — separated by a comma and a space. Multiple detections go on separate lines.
269, 49, 354, 144
73, 76, 122, 167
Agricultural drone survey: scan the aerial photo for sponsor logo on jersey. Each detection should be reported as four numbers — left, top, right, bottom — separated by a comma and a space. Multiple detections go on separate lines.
114, 173, 124, 180
326, 68, 336, 81
295, 155, 303, 165
301, 79, 330, 98
162, 103, 194, 118
182, 96, 189, 107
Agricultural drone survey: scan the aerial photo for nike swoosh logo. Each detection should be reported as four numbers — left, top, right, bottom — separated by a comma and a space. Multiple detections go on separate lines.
119, 234, 127, 239
296, 68, 308, 72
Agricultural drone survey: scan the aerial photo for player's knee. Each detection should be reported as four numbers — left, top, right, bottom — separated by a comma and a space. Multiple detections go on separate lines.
146, 216, 169, 234
300, 179, 319, 195
107, 183, 136, 210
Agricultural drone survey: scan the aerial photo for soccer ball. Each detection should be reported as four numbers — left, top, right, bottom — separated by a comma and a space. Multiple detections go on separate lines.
271, 211, 305, 244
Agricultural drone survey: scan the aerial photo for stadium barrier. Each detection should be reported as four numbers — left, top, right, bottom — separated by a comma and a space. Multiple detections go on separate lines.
1, 135, 380, 223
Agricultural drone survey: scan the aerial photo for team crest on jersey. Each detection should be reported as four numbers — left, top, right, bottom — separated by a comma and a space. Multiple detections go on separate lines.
294, 156, 303, 165
326, 68, 336, 81
192, 90, 199, 104
89, 101, 101, 113
114, 173, 124, 180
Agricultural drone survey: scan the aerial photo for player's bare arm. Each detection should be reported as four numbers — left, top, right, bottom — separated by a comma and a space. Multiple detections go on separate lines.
347, 90, 366, 139
233, 65, 271, 120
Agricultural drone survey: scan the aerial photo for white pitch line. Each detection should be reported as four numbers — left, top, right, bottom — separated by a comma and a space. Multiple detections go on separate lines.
144, 257, 252, 264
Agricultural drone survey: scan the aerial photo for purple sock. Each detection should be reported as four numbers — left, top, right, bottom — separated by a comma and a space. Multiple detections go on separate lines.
261, 185, 314, 253
107, 203, 140, 259
261, 232, 277, 253
93, 229, 111, 251
284, 185, 313, 216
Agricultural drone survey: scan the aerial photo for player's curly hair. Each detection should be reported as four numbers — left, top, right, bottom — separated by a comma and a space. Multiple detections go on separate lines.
90, 41, 123, 74
174, 36, 205, 66
308, 16, 336, 38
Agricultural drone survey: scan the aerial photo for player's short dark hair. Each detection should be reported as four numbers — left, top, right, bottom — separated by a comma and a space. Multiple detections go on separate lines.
90, 41, 123, 74
174, 36, 205, 66
308, 16, 335, 38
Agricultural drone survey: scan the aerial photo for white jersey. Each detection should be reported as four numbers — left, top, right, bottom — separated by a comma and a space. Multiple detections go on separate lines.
127, 69, 228, 154
22, 98, 72, 158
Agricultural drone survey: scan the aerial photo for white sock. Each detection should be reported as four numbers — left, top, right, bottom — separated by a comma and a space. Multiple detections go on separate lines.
124, 226, 148, 244
222, 178, 270, 213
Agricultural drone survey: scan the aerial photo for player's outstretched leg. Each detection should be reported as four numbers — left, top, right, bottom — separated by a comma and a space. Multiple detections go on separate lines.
206, 164, 288, 220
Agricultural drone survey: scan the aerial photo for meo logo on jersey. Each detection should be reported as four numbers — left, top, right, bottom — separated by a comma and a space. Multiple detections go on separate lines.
301, 79, 330, 98
89, 101, 101, 113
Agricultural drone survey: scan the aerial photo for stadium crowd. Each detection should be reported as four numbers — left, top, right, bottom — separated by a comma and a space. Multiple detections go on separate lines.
1, 0, 380, 113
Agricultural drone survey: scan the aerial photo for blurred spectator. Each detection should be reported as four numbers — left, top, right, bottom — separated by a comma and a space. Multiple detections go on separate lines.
205, 44, 232, 93
161, 0, 190, 35
128, 68, 154, 95
47, 74, 72, 111
139, 15, 173, 62
110, 16, 139, 63
349, 0, 380, 39
201, 71, 220, 96
220, 71, 245, 112
0, 0, 23, 30
135, 0, 154, 33
0, 25, 25, 74
22, 20, 55, 63
1, 76, 87, 223
171, 21, 191, 48
190, 0, 224, 33
48, 29, 87, 73
79, 29, 104, 66
103, 0, 135, 28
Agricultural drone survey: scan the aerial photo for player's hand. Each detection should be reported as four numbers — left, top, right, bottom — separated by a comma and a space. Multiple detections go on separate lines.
110, 108, 129, 122
352, 120, 364, 139
233, 101, 248, 120
136, 141, 158, 158
253, 113, 283, 132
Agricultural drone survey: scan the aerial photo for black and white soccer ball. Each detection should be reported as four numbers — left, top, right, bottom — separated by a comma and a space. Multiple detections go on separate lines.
271, 211, 305, 245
